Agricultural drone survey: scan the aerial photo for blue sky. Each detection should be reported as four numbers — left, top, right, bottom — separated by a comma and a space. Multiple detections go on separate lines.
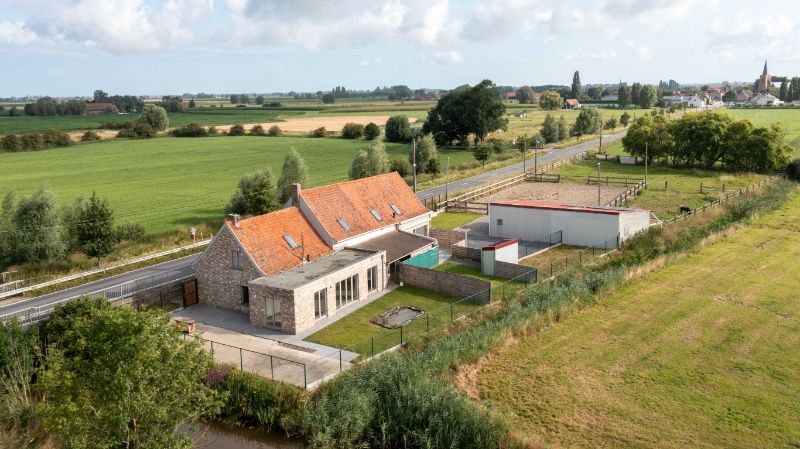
1, 0, 799, 96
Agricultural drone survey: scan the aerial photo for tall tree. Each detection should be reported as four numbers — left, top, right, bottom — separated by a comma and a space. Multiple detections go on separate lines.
570, 71, 582, 100
570, 107, 602, 137
638, 84, 657, 109
410, 134, 439, 174
385, 115, 412, 142
229, 94, 239, 104
422, 79, 507, 145
138, 105, 169, 131
539, 114, 560, 143
349, 151, 370, 180
76, 192, 115, 261
557, 116, 568, 141
630, 82, 642, 107
538, 90, 563, 110
0, 192, 15, 266
515, 85, 535, 104
227, 169, 279, 215
779, 79, 789, 101
618, 83, 631, 108
472, 145, 491, 167
365, 139, 389, 176
12, 188, 65, 263
277, 149, 309, 204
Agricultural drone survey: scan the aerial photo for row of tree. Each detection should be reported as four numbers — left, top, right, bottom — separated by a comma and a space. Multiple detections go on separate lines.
1, 129, 72, 152
92, 89, 144, 112
617, 82, 658, 109
21, 97, 87, 116
778, 77, 800, 102
622, 111, 792, 171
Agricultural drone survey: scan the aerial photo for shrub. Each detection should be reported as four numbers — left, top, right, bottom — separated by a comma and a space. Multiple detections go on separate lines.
42, 129, 72, 148
99, 121, 133, 130
426, 157, 441, 174
1, 134, 21, 152
20, 133, 45, 151
267, 125, 282, 137
364, 122, 380, 140
341, 122, 365, 139
384, 115, 411, 142
114, 222, 146, 242
116, 122, 156, 139
311, 127, 327, 138
170, 122, 208, 137
389, 157, 411, 177
215, 370, 305, 433
80, 131, 101, 142
787, 158, 800, 181
207, 126, 219, 136
138, 104, 169, 131
228, 124, 246, 136
250, 124, 266, 136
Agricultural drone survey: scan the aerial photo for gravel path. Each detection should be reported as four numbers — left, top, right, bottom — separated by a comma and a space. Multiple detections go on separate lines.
483, 181, 628, 206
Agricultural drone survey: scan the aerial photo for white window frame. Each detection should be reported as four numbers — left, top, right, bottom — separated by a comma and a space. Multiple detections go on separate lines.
314, 289, 327, 319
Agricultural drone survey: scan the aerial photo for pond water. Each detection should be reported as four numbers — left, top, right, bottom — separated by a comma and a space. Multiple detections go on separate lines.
180, 422, 303, 449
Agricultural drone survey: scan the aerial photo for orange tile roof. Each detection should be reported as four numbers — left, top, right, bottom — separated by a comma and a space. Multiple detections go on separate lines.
300, 172, 429, 242
227, 207, 332, 276
566, 98, 580, 105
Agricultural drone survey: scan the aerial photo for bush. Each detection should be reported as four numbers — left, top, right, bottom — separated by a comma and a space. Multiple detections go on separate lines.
250, 124, 266, 136
42, 129, 72, 148
170, 123, 208, 137
99, 121, 132, 130
215, 370, 305, 433
385, 115, 411, 142
1, 134, 21, 152
114, 222, 146, 242
787, 158, 800, 181
311, 127, 327, 138
389, 157, 411, 177
20, 133, 45, 151
207, 126, 219, 136
267, 125, 282, 136
80, 131, 101, 142
341, 122, 365, 139
228, 124, 246, 136
117, 122, 156, 139
138, 104, 169, 131
364, 122, 380, 140
426, 157, 441, 174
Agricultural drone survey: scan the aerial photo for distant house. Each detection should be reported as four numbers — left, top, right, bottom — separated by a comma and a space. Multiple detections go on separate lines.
707, 89, 722, 101
662, 95, 705, 108
180, 100, 191, 109
85, 102, 119, 115
504, 91, 517, 101
736, 89, 754, 101
751, 93, 782, 106
600, 94, 619, 102
564, 98, 581, 109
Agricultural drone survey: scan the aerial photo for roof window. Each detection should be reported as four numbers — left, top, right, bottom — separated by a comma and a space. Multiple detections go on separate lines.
283, 234, 299, 249
390, 204, 402, 216
337, 218, 352, 232
370, 209, 383, 222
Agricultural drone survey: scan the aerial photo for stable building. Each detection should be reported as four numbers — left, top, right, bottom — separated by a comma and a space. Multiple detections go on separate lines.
488, 201, 650, 249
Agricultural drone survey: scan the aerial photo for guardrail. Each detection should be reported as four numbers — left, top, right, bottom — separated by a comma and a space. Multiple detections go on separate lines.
0, 265, 195, 326
0, 238, 209, 300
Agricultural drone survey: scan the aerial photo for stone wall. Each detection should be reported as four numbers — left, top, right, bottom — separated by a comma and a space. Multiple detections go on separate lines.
452, 245, 481, 261
430, 228, 467, 250
194, 226, 261, 315
400, 265, 491, 303
494, 261, 537, 282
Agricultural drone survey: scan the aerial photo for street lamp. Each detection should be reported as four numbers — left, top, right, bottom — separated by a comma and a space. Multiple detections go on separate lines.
597, 162, 602, 206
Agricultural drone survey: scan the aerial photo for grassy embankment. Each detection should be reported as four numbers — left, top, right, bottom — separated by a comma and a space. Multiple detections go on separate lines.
475, 188, 800, 449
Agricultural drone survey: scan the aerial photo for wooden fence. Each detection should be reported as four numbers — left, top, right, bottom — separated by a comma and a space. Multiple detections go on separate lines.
607, 179, 647, 207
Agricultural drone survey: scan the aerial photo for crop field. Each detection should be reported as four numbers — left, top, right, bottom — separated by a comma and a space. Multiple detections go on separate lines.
551, 159, 765, 219
488, 108, 627, 142
474, 191, 800, 449
0, 136, 476, 234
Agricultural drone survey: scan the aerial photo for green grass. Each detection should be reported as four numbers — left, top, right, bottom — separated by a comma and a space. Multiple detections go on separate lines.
0, 136, 474, 234
476, 191, 800, 449
724, 108, 800, 151
518, 244, 597, 277
434, 262, 527, 301
552, 159, 765, 219
431, 212, 482, 230
304, 286, 477, 358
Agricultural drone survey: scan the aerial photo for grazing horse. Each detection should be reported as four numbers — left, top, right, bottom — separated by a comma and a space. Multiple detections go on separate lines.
679, 205, 692, 214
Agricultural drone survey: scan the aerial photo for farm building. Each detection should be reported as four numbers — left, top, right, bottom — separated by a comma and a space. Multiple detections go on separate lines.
488, 201, 650, 249
194, 173, 437, 335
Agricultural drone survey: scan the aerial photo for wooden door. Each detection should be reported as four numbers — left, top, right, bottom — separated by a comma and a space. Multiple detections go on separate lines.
183, 280, 198, 307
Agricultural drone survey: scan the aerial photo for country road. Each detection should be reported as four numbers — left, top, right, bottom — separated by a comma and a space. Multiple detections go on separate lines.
1, 130, 625, 317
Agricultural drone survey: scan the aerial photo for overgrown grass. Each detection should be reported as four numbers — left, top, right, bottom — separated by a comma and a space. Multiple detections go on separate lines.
434, 262, 527, 300
431, 212, 482, 230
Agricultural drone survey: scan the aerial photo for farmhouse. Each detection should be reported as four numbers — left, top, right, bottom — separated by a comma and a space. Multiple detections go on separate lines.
751, 93, 782, 107
85, 102, 119, 115
194, 173, 437, 334
488, 201, 650, 249
565, 98, 581, 109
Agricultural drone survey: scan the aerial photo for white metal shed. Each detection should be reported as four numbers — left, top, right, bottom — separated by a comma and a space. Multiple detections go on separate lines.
489, 201, 650, 249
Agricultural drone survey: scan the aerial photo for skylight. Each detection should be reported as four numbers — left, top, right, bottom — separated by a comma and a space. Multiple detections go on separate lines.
390, 204, 402, 216
337, 218, 352, 232
283, 234, 299, 249
370, 209, 382, 221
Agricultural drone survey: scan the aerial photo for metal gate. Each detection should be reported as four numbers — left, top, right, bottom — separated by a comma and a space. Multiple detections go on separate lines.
182, 279, 197, 307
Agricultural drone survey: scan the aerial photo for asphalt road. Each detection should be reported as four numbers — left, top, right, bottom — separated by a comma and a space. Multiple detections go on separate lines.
2, 131, 625, 316
0, 253, 202, 317
416, 131, 627, 202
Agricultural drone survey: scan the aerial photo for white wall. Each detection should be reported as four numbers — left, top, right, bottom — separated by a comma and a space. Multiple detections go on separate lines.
618, 210, 650, 241
495, 243, 518, 263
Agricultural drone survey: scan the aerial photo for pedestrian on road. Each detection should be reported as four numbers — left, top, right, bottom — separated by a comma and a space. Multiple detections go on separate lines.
189, 227, 197, 241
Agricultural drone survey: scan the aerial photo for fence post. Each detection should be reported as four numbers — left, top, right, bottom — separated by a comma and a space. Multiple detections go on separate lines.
371, 337, 375, 357
239, 347, 243, 370
426, 313, 430, 332
700, 182, 704, 193
210, 341, 214, 358
450, 303, 454, 321
270, 355, 274, 378
400, 326, 404, 346
550, 262, 554, 277
339, 349, 343, 372
304, 365, 307, 390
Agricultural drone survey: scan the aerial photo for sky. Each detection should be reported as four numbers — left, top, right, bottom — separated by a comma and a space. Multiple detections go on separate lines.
1, 0, 799, 97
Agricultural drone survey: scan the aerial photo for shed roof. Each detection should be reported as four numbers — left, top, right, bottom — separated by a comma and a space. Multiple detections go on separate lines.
350, 230, 436, 263
227, 207, 333, 276
490, 201, 645, 216
300, 172, 429, 242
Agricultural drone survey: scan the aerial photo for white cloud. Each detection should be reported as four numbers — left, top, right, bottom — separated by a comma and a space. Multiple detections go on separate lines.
433, 50, 463, 64
636, 46, 653, 60
0, 21, 39, 45
358, 57, 382, 67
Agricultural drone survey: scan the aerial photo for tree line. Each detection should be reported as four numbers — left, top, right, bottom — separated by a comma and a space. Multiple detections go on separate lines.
622, 111, 792, 171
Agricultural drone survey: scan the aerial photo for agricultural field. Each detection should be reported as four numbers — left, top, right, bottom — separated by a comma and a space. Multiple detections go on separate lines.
725, 108, 800, 149
0, 136, 477, 234
551, 159, 765, 219
474, 191, 800, 449
488, 107, 627, 143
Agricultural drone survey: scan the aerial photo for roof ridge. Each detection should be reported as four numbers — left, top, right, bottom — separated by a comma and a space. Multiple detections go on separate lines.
301, 172, 398, 193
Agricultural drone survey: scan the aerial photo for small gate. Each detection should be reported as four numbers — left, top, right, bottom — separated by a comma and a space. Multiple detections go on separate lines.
182, 279, 197, 307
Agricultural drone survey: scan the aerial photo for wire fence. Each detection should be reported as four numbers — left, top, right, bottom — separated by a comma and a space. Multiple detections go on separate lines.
519, 238, 617, 280
660, 177, 776, 226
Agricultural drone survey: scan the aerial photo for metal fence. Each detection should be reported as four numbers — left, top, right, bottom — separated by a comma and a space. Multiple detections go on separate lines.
661, 177, 776, 226
0, 265, 195, 326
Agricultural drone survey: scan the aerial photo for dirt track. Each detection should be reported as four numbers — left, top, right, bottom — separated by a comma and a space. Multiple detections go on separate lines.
483, 181, 628, 207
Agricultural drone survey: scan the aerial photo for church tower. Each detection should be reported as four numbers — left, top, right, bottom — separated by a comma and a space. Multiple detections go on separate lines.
758, 60, 772, 92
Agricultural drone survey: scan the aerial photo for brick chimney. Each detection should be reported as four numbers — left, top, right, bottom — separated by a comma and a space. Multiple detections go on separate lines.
227, 213, 240, 228
290, 183, 302, 205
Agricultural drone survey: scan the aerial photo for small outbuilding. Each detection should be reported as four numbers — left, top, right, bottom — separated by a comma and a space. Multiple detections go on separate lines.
489, 201, 650, 249
481, 240, 518, 276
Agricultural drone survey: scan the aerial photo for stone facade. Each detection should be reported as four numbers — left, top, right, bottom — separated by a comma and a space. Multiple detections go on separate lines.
194, 226, 263, 315
249, 251, 386, 334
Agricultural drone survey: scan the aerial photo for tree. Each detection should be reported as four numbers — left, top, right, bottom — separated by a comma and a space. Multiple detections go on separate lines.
2, 134, 21, 152
620, 111, 631, 127
321, 93, 336, 104
472, 145, 492, 167
387, 85, 413, 101
539, 114, 560, 143
618, 83, 631, 108
779, 79, 789, 101
638, 84, 657, 109
571, 71, 582, 100
311, 127, 327, 138
364, 122, 380, 140
622, 113, 673, 162
421, 79, 507, 145
239, 94, 249, 104
138, 104, 169, 131
604, 116, 618, 130
539, 90, 563, 110
558, 116, 568, 141
341, 123, 365, 139
12, 188, 65, 263
349, 151, 370, 180
9, 106, 18, 117
277, 149, 309, 204
267, 125, 282, 136
188, 99, 196, 108
722, 91, 736, 103
410, 134, 439, 174
515, 85, 535, 104
229, 94, 239, 104
38, 300, 221, 449
250, 124, 266, 136
227, 169, 280, 215
630, 82, 642, 107
570, 107, 602, 137
389, 158, 411, 177
0, 192, 16, 266
76, 192, 115, 260
365, 139, 389, 176
228, 124, 246, 136
255, 95, 265, 105
93, 89, 109, 102
385, 115, 412, 142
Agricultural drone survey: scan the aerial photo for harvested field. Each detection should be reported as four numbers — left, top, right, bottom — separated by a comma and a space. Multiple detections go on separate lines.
482, 181, 629, 207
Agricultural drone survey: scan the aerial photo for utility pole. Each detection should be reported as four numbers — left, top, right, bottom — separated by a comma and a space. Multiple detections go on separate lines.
645, 142, 649, 187
445, 156, 450, 201
411, 139, 417, 193
599, 130, 603, 154
597, 162, 602, 206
